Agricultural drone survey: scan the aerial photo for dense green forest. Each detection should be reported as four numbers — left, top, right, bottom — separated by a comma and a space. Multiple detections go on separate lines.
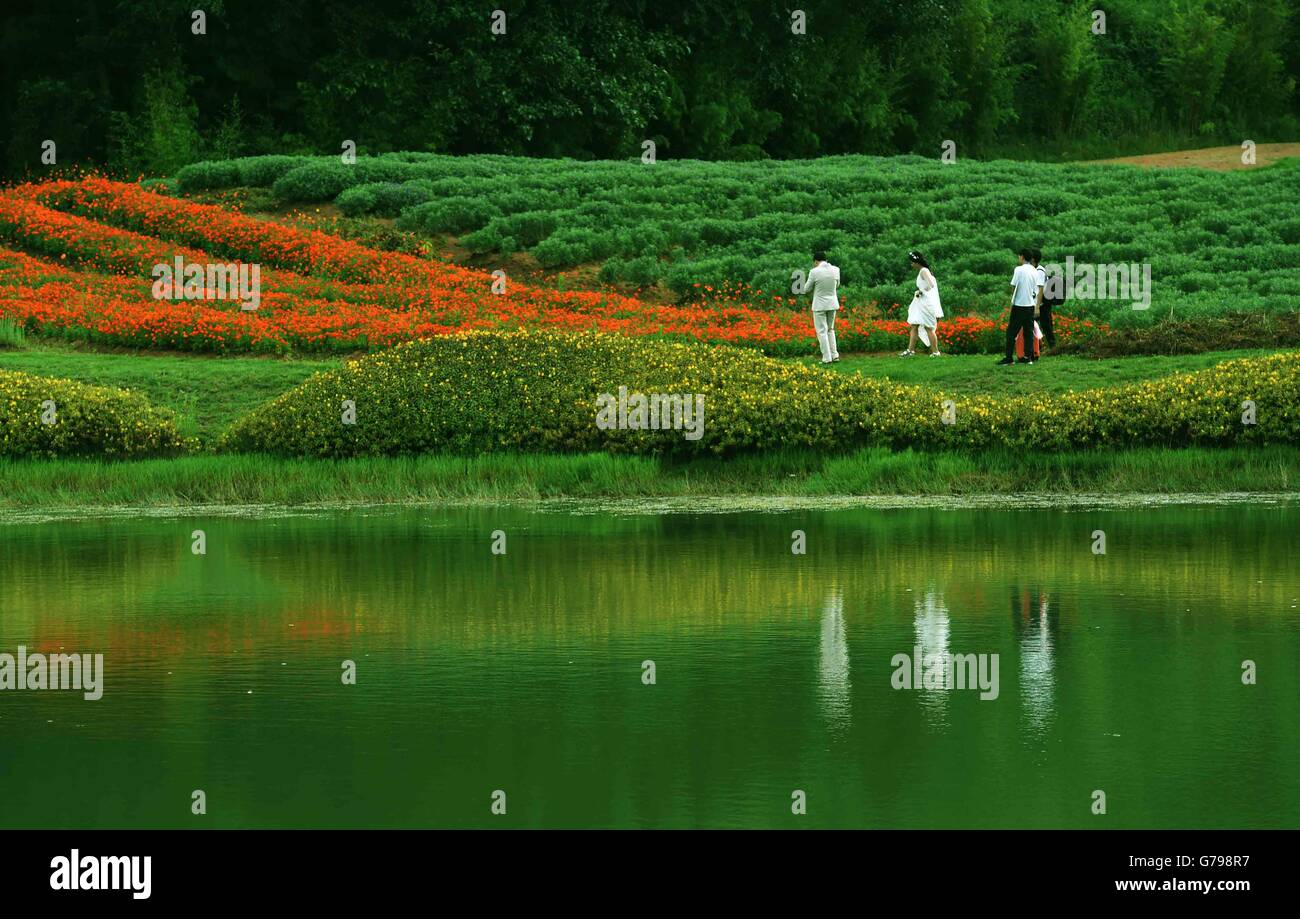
2, 0, 1299, 178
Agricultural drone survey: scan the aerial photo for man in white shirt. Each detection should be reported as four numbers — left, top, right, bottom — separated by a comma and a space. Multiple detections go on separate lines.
801, 250, 841, 363
998, 248, 1038, 366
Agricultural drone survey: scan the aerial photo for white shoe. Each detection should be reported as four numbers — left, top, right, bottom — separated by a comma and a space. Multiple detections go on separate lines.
899, 349, 914, 357
930, 351, 942, 357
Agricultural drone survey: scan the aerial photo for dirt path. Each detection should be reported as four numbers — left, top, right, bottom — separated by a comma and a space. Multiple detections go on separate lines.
1089, 142, 1300, 170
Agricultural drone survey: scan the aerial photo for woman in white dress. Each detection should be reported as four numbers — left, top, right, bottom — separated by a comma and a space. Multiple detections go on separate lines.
901, 250, 943, 357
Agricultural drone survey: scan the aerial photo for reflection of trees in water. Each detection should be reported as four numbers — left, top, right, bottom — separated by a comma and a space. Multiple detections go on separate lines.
913, 588, 951, 728
1011, 589, 1057, 740
818, 588, 850, 735
3, 506, 1295, 654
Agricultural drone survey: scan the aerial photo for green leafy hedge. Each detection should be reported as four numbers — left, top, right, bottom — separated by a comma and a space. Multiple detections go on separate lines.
219, 331, 1300, 457
176, 155, 304, 192
0, 371, 188, 458
395, 196, 503, 234
336, 181, 437, 218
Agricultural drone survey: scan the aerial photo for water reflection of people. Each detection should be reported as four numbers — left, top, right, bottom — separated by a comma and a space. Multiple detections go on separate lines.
913, 588, 951, 726
818, 589, 850, 734
1011, 588, 1057, 739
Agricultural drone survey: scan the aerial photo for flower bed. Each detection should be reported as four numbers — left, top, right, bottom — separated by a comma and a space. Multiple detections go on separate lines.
1, 178, 1098, 355
220, 330, 1300, 457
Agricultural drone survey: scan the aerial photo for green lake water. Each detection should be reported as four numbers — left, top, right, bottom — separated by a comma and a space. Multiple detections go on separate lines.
1, 501, 1297, 829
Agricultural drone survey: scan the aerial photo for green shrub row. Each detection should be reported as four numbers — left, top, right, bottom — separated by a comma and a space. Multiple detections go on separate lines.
1058, 313, 1300, 357
176, 155, 306, 192
170, 153, 1300, 323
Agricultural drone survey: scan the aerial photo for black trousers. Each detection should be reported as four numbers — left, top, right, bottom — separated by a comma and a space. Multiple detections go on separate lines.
1005, 306, 1037, 360
1039, 301, 1056, 347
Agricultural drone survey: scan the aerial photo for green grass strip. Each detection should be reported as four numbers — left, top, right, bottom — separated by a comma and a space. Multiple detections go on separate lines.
1, 446, 1296, 510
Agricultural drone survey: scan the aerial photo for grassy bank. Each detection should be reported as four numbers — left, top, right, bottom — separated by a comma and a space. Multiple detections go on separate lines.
2, 342, 1296, 507
0, 346, 335, 441
1, 446, 1296, 510
2, 344, 1284, 440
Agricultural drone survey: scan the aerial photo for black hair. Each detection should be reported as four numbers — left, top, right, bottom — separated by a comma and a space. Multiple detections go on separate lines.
1019, 247, 1034, 260
813, 250, 827, 262
1030, 247, 1042, 265
908, 250, 929, 269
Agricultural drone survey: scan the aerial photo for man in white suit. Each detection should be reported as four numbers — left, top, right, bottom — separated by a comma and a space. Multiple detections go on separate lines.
801, 250, 840, 363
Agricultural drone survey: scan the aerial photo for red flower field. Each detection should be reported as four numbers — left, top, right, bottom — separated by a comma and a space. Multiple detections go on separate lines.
0, 178, 1099, 355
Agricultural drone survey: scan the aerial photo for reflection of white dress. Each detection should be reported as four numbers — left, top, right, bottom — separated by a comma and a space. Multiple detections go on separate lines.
1020, 597, 1056, 739
818, 591, 850, 734
907, 267, 943, 328
913, 589, 951, 727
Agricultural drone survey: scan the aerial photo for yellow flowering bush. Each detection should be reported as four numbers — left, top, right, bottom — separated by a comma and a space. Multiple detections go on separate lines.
0, 370, 187, 458
219, 331, 1300, 457
932, 353, 1300, 452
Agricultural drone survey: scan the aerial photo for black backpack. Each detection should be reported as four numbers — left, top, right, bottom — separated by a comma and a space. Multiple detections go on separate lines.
1041, 266, 1066, 307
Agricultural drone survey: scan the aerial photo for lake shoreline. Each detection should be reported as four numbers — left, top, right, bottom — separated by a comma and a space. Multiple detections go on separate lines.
3, 491, 1296, 526
2, 445, 1297, 511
